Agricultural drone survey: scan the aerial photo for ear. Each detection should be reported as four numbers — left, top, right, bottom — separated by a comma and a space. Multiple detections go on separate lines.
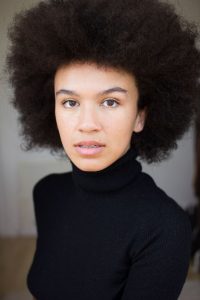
133, 108, 146, 133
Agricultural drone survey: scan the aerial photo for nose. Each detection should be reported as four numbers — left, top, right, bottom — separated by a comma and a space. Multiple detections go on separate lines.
77, 104, 102, 132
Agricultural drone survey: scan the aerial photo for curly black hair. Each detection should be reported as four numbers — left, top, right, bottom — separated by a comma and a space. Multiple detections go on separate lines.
6, 0, 200, 163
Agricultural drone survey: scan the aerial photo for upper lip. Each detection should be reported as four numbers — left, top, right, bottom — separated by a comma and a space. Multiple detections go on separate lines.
74, 141, 105, 146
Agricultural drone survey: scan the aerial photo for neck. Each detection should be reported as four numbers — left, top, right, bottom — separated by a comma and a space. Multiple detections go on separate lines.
71, 147, 142, 194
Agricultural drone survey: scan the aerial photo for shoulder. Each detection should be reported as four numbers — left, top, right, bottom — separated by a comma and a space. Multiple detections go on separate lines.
129, 173, 192, 274
32, 172, 73, 211
127, 174, 192, 298
33, 171, 72, 196
32, 172, 73, 228
132, 171, 192, 243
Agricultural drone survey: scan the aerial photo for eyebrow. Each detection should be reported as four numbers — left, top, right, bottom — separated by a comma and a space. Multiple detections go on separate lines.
55, 87, 128, 97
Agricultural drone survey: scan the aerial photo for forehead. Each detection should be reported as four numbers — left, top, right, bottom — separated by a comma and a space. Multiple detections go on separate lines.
54, 61, 137, 90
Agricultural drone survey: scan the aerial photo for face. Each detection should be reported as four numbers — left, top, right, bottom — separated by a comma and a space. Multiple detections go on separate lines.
54, 62, 146, 172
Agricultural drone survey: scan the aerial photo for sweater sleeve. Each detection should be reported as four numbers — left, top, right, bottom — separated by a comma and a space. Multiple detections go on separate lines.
121, 199, 192, 300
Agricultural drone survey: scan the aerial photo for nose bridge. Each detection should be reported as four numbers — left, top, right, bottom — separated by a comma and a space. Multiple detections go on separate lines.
78, 101, 100, 130
80, 101, 97, 119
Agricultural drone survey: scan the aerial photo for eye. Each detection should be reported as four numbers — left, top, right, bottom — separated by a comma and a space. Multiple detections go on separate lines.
61, 98, 120, 108
102, 98, 119, 108
62, 99, 78, 108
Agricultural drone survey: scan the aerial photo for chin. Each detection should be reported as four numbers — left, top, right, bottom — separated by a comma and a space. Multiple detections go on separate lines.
76, 159, 108, 172
78, 164, 103, 172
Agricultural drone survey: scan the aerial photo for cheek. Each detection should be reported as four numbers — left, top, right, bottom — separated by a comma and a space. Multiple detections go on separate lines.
105, 117, 133, 144
55, 110, 71, 140
108, 109, 136, 134
55, 110, 64, 131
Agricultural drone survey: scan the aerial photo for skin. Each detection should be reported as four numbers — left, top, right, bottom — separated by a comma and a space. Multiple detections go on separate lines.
54, 61, 146, 172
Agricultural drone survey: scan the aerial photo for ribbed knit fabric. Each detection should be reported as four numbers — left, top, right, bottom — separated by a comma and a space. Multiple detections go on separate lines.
27, 147, 192, 300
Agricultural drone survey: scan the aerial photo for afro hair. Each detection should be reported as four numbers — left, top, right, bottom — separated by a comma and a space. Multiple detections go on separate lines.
6, 0, 200, 163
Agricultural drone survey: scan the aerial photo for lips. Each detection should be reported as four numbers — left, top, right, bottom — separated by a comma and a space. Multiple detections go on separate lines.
75, 141, 105, 155
74, 141, 105, 147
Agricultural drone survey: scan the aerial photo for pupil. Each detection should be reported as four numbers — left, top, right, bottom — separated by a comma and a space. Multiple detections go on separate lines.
69, 100, 76, 106
107, 99, 114, 106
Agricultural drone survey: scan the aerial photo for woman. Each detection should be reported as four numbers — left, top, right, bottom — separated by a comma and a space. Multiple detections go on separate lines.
6, 0, 200, 299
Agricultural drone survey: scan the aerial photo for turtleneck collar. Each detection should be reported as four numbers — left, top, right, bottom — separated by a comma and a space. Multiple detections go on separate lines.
71, 147, 142, 194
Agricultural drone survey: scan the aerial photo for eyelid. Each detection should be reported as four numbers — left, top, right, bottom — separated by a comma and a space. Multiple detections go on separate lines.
60, 97, 119, 101
61, 98, 76, 103
103, 97, 119, 102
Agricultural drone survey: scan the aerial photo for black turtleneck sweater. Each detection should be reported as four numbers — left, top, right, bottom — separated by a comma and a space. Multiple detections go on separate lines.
27, 147, 192, 300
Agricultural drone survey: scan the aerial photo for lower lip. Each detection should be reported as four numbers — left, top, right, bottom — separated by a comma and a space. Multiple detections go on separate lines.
75, 146, 105, 155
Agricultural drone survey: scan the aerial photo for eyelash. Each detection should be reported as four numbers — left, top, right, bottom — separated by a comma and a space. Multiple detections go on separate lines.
61, 98, 120, 109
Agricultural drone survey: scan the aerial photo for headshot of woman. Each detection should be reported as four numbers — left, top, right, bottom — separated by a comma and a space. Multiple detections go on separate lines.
6, 0, 200, 299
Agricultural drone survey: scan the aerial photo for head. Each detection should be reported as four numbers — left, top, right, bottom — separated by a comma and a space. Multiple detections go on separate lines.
54, 61, 146, 171
6, 0, 200, 164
